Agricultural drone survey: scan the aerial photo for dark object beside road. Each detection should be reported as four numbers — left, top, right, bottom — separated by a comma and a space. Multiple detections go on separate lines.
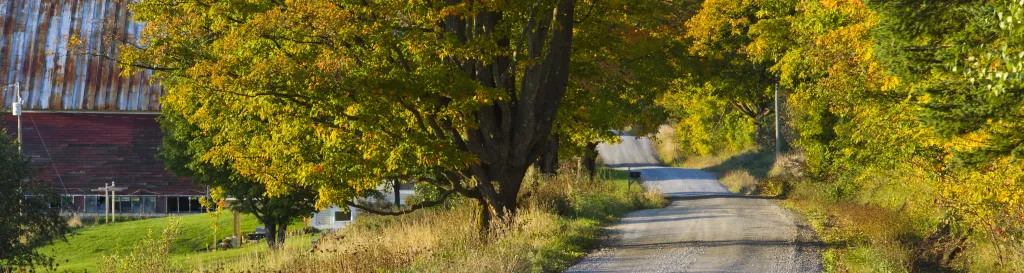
246, 227, 267, 242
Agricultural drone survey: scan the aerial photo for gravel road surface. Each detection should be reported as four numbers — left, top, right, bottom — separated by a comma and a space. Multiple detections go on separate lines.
566, 136, 821, 273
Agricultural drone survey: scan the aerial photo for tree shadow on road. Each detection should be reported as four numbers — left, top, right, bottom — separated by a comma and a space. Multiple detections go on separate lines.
615, 239, 825, 250
667, 194, 781, 201
686, 149, 781, 196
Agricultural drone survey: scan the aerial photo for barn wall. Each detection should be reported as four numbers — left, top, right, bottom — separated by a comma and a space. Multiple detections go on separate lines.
2, 113, 200, 195
0, 0, 161, 112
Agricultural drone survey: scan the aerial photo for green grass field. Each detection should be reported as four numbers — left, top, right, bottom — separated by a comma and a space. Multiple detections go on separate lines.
42, 212, 305, 272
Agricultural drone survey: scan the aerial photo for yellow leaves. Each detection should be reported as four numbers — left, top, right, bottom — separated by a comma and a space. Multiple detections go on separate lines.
878, 71, 900, 92
934, 157, 1024, 236
946, 127, 995, 152
685, 0, 758, 56
345, 104, 361, 117
315, 187, 341, 210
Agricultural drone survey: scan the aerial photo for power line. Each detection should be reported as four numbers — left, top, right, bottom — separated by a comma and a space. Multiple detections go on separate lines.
29, 111, 69, 195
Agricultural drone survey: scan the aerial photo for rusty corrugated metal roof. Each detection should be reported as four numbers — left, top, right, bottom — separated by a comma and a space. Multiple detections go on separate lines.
0, 0, 161, 112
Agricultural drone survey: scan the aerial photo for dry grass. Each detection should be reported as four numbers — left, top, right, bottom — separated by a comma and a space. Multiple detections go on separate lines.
186, 170, 666, 273
781, 178, 987, 273
965, 239, 1024, 273
782, 181, 915, 273
655, 125, 680, 164
67, 214, 83, 228
720, 170, 757, 194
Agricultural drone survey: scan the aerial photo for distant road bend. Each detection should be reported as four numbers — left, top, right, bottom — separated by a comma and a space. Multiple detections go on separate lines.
566, 136, 822, 273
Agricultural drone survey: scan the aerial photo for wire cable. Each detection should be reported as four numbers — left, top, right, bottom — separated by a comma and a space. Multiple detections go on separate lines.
29, 114, 69, 195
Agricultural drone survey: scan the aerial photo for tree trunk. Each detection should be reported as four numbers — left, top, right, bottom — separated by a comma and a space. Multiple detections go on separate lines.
277, 225, 287, 247
449, 0, 575, 232
582, 142, 599, 183
265, 222, 278, 249
538, 135, 559, 175
471, 164, 529, 230
475, 199, 491, 235
393, 180, 401, 207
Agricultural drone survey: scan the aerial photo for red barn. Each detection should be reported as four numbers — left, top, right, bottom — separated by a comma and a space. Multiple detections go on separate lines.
1, 0, 206, 215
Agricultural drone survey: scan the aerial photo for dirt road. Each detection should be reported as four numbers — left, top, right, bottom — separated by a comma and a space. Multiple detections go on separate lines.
566, 136, 821, 273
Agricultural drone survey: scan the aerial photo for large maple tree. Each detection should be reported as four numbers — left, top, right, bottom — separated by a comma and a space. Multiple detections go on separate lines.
125, 0, 675, 229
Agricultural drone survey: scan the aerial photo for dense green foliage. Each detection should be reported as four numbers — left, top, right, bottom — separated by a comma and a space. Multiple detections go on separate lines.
660, 0, 787, 155
158, 111, 317, 248
0, 129, 71, 270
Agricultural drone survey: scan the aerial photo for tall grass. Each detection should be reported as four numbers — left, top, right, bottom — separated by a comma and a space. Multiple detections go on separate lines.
187, 169, 666, 272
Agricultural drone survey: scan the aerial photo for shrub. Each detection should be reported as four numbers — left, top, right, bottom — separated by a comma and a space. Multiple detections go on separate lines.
756, 175, 793, 197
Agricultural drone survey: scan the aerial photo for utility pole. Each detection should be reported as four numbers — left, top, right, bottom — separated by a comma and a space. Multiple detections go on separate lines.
10, 82, 21, 153
111, 181, 117, 222
105, 183, 110, 223
774, 82, 781, 158
94, 181, 123, 223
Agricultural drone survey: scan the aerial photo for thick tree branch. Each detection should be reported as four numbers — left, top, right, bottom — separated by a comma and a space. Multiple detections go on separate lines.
81, 52, 180, 72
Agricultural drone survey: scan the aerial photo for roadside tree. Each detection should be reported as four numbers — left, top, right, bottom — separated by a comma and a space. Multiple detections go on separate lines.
159, 111, 317, 249
124, 0, 676, 231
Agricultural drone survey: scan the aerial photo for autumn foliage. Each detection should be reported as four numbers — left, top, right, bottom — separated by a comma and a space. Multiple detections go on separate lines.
664, 0, 1024, 271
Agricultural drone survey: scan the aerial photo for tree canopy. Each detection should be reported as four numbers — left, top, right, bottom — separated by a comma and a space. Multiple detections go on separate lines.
158, 110, 317, 248
660, 0, 1024, 269
126, 0, 679, 228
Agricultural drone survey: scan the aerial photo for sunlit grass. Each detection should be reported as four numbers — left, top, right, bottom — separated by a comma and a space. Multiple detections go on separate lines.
187, 169, 666, 272
42, 212, 303, 271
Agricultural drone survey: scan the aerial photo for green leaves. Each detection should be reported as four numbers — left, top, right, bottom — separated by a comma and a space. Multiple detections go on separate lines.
661, 78, 757, 156
957, 1, 1024, 95
0, 129, 71, 269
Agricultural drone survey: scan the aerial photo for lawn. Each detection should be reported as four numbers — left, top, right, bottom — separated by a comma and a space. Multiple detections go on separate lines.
42, 212, 303, 272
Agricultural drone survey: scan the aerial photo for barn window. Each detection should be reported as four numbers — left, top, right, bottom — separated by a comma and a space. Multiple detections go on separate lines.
85, 196, 106, 213
189, 197, 204, 212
